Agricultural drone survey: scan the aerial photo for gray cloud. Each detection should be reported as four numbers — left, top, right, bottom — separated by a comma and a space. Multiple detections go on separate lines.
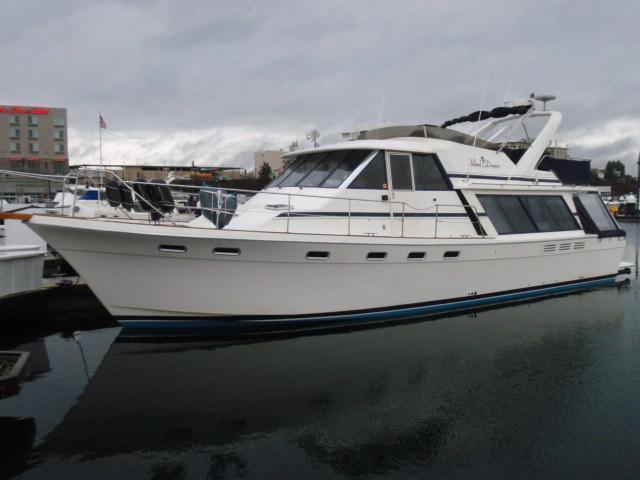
3, 0, 640, 170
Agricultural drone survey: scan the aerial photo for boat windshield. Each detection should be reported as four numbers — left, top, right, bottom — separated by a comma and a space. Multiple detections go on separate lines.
268, 150, 372, 188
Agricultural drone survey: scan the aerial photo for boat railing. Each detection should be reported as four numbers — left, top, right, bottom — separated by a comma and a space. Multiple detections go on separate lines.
61, 167, 488, 239
0, 169, 67, 215
3, 168, 485, 239
64, 168, 180, 224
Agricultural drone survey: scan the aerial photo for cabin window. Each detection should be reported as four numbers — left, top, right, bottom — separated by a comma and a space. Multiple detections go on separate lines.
478, 195, 579, 235
321, 150, 371, 187
268, 156, 304, 187
390, 154, 413, 190
269, 150, 373, 188
278, 154, 324, 187
478, 195, 536, 234
408, 251, 426, 260
519, 196, 578, 232
412, 154, 450, 190
349, 151, 388, 189
574, 192, 624, 238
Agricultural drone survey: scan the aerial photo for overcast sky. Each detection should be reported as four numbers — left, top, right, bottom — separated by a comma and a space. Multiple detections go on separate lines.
3, 0, 640, 171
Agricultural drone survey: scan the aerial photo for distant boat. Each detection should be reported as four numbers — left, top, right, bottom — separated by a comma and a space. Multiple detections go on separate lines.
608, 194, 639, 222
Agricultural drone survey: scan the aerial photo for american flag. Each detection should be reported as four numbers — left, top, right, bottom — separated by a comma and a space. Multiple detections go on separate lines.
99, 114, 107, 129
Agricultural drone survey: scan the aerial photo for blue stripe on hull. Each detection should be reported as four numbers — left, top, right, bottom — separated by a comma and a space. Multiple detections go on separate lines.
118, 276, 616, 331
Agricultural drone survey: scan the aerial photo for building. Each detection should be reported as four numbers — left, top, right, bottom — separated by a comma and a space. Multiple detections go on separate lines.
0, 105, 68, 175
594, 185, 612, 199
254, 150, 284, 177
0, 105, 69, 201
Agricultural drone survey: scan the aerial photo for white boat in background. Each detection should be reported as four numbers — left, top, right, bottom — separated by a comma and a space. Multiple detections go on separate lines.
0, 219, 46, 298
28, 97, 628, 332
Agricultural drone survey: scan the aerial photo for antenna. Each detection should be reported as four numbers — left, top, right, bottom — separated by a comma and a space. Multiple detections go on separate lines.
377, 94, 386, 127
503, 55, 520, 103
473, 70, 491, 148
534, 94, 556, 111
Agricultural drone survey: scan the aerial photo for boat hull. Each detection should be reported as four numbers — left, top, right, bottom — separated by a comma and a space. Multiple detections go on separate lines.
28, 215, 626, 330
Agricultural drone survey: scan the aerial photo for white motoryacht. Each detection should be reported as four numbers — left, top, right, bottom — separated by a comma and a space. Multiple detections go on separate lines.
27, 98, 628, 331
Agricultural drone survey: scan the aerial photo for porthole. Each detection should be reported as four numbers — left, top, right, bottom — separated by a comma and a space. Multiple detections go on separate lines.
306, 251, 330, 260
367, 252, 387, 261
443, 250, 460, 259
158, 244, 187, 253
213, 247, 241, 256
408, 251, 426, 260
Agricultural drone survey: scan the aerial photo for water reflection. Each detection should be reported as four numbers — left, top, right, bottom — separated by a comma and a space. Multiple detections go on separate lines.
12, 283, 639, 479
0, 417, 36, 479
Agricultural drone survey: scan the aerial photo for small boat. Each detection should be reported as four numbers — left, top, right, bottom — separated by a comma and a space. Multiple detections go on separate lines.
28, 98, 627, 332
0, 220, 46, 299
612, 194, 639, 222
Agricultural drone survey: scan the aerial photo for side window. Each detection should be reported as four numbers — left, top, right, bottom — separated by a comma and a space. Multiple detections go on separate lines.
494, 196, 536, 234
479, 195, 580, 234
543, 197, 579, 230
349, 151, 388, 189
478, 195, 536, 234
519, 196, 578, 232
413, 154, 449, 190
390, 154, 413, 190
478, 195, 513, 234
574, 193, 623, 237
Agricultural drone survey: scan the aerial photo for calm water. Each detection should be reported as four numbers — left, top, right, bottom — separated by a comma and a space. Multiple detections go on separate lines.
2, 224, 639, 479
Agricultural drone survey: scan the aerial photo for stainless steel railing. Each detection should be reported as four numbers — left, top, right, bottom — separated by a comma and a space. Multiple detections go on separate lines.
3, 167, 488, 239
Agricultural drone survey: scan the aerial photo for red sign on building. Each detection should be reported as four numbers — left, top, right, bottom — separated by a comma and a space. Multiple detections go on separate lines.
0, 106, 50, 115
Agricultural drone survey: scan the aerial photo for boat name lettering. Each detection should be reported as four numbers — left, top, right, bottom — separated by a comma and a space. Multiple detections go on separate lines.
469, 157, 499, 169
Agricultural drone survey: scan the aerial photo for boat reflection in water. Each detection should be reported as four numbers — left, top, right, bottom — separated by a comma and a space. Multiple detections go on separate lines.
22, 285, 638, 479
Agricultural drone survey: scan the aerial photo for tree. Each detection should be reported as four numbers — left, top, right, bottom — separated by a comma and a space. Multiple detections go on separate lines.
590, 169, 606, 186
258, 162, 273, 181
604, 160, 625, 180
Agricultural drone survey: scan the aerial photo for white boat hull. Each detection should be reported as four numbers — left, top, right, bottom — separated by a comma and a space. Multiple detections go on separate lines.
0, 220, 46, 298
28, 215, 625, 329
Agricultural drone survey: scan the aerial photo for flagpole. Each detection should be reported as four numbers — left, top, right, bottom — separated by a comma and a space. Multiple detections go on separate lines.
99, 111, 103, 168
98, 112, 104, 191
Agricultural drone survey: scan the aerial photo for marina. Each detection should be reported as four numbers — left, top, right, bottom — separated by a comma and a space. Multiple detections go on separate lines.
3, 2, 640, 477
1, 225, 638, 479
1, 103, 639, 475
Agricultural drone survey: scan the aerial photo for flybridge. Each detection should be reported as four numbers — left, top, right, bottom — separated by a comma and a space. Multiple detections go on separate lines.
342, 98, 536, 144
0, 106, 50, 114
340, 97, 562, 177
341, 124, 500, 150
